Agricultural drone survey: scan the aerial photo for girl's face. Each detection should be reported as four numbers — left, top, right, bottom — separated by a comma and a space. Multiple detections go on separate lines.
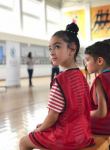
85, 54, 99, 74
49, 36, 75, 67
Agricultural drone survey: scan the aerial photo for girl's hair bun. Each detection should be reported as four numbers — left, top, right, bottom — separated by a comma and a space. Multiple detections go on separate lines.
66, 22, 79, 36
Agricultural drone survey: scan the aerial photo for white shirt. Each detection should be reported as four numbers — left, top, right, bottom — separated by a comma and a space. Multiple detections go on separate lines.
27, 57, 34, 69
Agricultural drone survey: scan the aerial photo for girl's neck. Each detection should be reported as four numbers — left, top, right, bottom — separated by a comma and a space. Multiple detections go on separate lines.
60, 63, 78, 71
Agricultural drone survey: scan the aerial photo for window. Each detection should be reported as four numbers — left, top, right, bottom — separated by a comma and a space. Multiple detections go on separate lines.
0, 41, 6, 65
20, 43, 50, 64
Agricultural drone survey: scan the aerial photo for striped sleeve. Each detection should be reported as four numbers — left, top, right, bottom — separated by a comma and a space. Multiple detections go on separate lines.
47, 81, 65, 113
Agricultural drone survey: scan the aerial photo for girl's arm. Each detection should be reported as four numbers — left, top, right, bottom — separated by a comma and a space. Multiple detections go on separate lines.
90, 78, 107, 118
35, 109, 59, 132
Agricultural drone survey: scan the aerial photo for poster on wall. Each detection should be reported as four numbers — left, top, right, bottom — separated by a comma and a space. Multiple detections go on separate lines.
6, 41, 20, 87
64, 9, 86, 40
91, 5, 110, 40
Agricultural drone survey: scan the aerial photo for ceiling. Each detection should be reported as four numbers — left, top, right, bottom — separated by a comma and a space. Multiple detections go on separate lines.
62, 0, 110, 7
46, 0, 109, 8
62, 0, 92, 7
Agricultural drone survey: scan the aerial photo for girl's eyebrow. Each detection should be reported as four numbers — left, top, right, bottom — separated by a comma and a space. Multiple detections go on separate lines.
49, 42, 62, 47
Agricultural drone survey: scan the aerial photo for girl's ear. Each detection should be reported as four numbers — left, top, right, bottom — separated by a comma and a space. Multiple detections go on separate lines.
68, 42, 77, 54
97, 57, 104, 65
70, 42, 77, 50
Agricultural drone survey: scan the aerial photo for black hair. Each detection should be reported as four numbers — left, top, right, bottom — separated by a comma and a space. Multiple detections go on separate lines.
52, 22, 80, 61
27, 52, 32, 58
102, 39, 110, 45
85, 41, 110, 65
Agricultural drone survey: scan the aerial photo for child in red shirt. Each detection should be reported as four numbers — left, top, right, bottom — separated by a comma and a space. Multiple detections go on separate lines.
19, 22, 94, 150
85, 41, 110, 134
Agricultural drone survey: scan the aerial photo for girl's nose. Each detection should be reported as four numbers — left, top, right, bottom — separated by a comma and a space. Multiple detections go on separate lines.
50, 50, 55, 56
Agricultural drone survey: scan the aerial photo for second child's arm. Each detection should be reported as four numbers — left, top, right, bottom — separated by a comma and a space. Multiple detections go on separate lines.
35, 109, 59, 132
90, 78, 107, 118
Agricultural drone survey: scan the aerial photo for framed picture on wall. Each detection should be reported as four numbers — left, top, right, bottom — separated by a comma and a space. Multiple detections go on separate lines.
91, 5, 110, 40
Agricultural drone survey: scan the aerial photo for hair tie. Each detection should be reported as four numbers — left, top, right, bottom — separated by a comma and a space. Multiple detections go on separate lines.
66, 30, 77, 36
66, 30, 73, 33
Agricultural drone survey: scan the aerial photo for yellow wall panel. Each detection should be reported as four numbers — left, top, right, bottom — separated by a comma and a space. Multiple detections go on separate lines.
91, 5, 110, 40
64, 9, 86, 40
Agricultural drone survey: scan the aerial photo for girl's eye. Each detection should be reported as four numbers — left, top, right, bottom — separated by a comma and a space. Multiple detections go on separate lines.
55, 45, 60, 49
48, 45, 60, 51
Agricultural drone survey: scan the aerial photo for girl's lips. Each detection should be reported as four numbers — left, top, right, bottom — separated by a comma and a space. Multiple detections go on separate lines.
52, 58, 57, 61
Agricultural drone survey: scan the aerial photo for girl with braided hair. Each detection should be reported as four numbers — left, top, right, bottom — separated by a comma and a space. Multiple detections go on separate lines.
19, 22, 94, 150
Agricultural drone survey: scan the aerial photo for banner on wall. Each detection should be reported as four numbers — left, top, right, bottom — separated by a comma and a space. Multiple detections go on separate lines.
6, 41, 20, 87
63, 9, 86, 40
91, 5, 110, 40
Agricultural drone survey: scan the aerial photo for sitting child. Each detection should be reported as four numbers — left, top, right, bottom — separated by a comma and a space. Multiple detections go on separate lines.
19, 22, 94, 150
85, 41, 110, 134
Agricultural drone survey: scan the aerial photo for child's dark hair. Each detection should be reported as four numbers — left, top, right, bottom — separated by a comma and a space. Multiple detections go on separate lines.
52, 22, 80, 61
102, 39, 110, 45
85, 41, 110, 65
28, 52, 32, 58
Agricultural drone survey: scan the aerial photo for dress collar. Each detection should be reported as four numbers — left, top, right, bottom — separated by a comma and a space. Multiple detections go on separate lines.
102, 68, 110, 73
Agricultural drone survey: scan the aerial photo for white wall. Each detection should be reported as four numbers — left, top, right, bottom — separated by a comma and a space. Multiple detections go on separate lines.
0, 64, 51, 80
20, 64, 51, 78
0, 65, 6, 80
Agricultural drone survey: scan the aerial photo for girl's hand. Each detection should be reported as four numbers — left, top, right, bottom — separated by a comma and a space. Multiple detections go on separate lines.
33, 124, 42, 132
36, 123, 42, 129
34, 110, 59, 132
34, 128, 41, 132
